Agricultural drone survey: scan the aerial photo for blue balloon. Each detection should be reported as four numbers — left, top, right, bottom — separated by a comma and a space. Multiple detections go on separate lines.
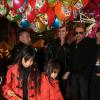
52, 17, 63, 28
20, 19, 29, 29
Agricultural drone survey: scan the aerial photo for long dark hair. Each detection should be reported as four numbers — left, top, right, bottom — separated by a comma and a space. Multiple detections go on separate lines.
44, 59, 61, 82
14, 45, 40, 93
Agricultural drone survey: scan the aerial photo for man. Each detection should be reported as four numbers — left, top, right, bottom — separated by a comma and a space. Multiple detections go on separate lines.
69, 23, 96, 100
46, 25, 70, 99
10, 30, 31, 64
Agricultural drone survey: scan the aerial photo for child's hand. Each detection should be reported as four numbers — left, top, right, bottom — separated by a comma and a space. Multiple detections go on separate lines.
62, 72, 70, 80
7, 90, 15, 97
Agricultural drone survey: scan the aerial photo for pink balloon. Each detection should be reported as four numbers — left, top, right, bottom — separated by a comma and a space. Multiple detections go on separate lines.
85, 3, 95, 13
94, 0, 100, 4
13, 0, 24, 9
94, 7, 100, 21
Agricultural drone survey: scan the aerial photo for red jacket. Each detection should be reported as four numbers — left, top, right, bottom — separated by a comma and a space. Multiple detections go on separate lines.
2, 64, 38, 100
39, 73, 64, 100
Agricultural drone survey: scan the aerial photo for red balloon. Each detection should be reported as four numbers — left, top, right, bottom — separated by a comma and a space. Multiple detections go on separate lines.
27, 11, 36, 22
47, 8, 55, 26
28, 0, 48, 14
82, 0, 89, 8
39, 8, 55, 26
13, 0, 24, 9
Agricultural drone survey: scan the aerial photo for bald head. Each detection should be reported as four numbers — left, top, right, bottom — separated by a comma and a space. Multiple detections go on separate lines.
19, 31, 31, 45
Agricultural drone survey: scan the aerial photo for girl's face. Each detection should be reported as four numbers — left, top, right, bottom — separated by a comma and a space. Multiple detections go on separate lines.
22, 57, 33, 68
50, 69, 59, 79
58, 26, 68, 40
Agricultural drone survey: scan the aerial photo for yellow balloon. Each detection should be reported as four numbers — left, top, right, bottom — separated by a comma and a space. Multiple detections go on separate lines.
31, 18, 46, 33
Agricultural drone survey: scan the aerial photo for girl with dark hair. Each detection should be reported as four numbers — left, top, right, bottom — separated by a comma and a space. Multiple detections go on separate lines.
2, 46, 40, 100
39, 59, 64, 100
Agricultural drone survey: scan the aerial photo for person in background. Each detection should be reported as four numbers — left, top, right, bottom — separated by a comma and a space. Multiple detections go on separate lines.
69, 23, 96, 100
90, 28, 100, 100
39, 59, 64, 100
2, 46, 40, 100
10, 30, 31, 64
46, 25, 70, 99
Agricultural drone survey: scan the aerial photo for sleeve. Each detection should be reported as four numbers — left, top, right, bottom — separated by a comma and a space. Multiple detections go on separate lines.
45, 43, 53, 61
2, 67, 13, 99
39, 75, 50, 100
87, 38, 96, 68
84, 38, 97, 75
55, 82, 64, 100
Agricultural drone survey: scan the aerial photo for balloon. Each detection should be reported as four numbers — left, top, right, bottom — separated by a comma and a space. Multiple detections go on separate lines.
28, 0, 48, 14
94, 7, 100, 21
27, 11, 36, 22
0, 2, 7, 16
31, 18, 46, 33
39, 14, 48, 25
20, 19, 30, 29
39, 8, 55, 26
47, 8, 55, 26
82, 0, 89, 8
7, 12, 22, 21
6, 9, 18, 20
13, 0, 24, 9
55, 1, 71, 21
14, 14, 22, 21
48, 0, 58, 7
7, 0, 13, 8
73, 0, 83, 10
94, 0, 100, 4
87, 25, 98, 38
60, 0, 72, 6
71, 0, 88, 10
84, 3, 95, 17
52, 17, 63, 28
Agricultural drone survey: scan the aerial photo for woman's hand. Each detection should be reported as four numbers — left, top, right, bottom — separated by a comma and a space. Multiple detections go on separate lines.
96, 73, 100, 77
62, 72, 70, 80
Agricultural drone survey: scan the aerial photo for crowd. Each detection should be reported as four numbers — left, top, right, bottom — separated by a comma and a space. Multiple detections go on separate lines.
0, 22, 100, 100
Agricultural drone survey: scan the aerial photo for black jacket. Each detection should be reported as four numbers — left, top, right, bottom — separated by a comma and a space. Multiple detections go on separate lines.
69, 37, 96, 76
46, 38, 70, 74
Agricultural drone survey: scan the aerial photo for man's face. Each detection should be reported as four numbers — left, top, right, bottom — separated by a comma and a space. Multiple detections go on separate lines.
75, 27, 85, 42
20, 32, 31, 45
58, 26, 68, 40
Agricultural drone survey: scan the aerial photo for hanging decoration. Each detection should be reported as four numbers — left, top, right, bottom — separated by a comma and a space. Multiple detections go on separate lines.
52, 17, 63, 28
0, 1, 7, 16
0, 0, 90, 33
30, 18, 46, 33
47, 0, 58, 7
39, 7, 55, 26
73, 11, 99, 38
28, 0, 48, 14
55, 1, 71, 21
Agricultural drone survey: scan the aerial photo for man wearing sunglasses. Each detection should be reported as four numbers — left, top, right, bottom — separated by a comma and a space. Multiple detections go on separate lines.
69, 23, 96, 100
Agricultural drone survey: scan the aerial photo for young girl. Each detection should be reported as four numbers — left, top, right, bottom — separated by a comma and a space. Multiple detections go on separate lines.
2, 46, 40, 100
39, 59, 64, 100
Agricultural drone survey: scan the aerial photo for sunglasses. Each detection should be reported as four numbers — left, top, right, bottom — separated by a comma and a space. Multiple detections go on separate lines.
75, 32, 84, 34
